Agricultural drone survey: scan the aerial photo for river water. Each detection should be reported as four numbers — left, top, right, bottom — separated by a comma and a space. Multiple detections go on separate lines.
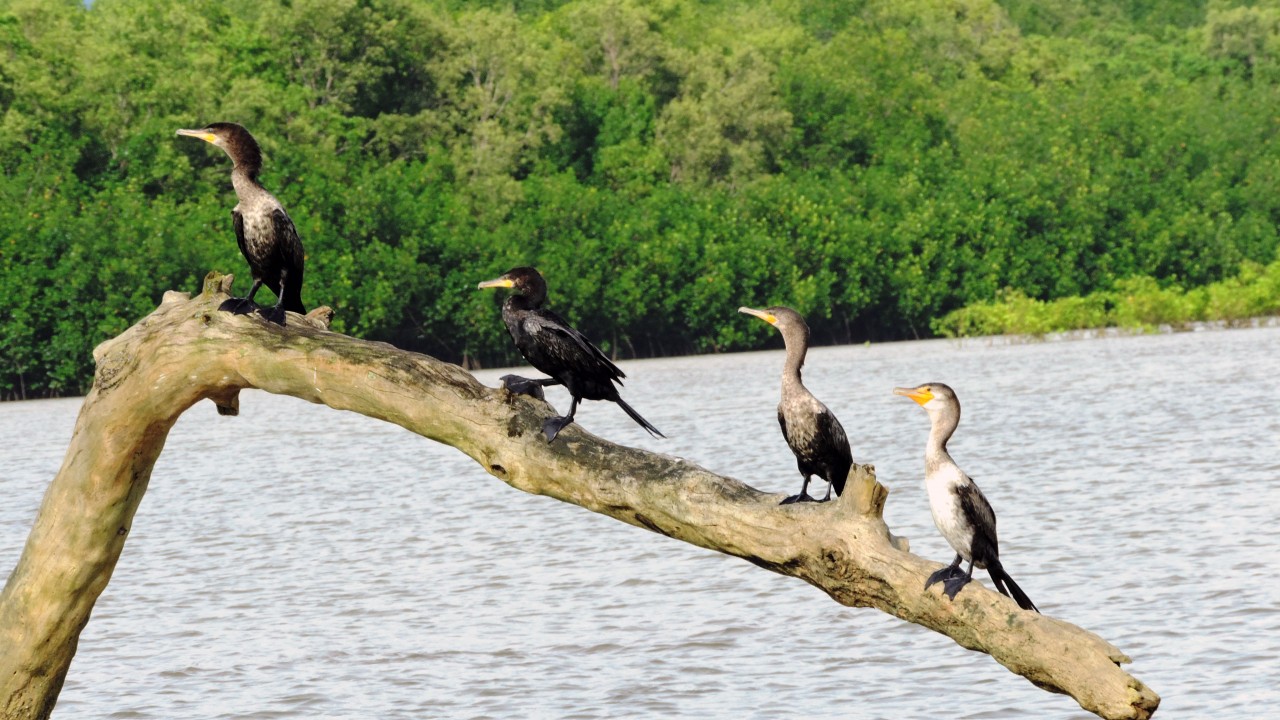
2, 326, 1278, 718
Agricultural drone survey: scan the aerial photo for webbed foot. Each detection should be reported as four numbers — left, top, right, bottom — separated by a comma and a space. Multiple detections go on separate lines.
543, 415, 574, 443
780, 493, 818, 505
924, 564, 965, 591
257, 304, 286, 325
502, 375, 547, 400
219, 297, 258, 315
941, 574, 972, 600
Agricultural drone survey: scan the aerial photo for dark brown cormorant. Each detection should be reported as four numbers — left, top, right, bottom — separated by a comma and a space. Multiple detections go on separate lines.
739, 306, 852, 505
894, 383, 1039, 612
477, 266, 664, 443
177, 123, 305, 325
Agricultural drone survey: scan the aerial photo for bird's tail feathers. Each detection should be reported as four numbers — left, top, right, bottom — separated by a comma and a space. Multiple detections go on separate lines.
282, 282, 306, 315
989, 560, 1039, 613
616, 397, 665, 439
831, 469, 848, 498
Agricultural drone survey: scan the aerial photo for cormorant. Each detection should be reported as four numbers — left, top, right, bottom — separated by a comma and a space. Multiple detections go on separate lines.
739, 306, 852, 505
894, 383, 1039, 612
177, 123, 305, 325
477, 266, 664, 443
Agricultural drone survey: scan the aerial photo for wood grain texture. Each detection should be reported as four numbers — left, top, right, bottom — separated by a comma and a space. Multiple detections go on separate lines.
0, 273, 1159, 719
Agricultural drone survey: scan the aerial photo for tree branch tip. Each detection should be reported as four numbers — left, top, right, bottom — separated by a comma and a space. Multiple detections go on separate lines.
161, 290, 190, 305
1131, 682, 1160, 718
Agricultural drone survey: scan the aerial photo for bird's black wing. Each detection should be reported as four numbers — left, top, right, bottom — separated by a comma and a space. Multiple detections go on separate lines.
271, 209, 305, 271
522, 308, 625, 382
814, 407, 853, 495
232, 210, 250, 264
955, 480, 1000, 564
270, 209, 306, 314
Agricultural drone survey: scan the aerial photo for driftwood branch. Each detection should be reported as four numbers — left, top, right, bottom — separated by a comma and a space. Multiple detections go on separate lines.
0, 274, 1160, 719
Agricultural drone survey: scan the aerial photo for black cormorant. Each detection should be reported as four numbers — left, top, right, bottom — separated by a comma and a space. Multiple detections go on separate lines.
894, 383, 1039, 612
177, 123, 305, 325
478, 266, 664, 443
739, 306, 852, 505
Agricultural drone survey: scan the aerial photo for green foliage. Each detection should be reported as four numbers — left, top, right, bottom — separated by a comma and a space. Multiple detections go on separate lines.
3, 0, 1280, 398
933, 258, 1280, 337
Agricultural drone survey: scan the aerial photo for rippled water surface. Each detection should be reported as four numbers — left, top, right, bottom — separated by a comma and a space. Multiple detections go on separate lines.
3, 327, 1279, 718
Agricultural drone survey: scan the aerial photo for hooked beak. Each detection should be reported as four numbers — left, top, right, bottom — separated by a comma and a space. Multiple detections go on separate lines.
894, 386, 934, 406
738, 306, 777, 325
176, 128, 217, 144
477, 277, 515, 290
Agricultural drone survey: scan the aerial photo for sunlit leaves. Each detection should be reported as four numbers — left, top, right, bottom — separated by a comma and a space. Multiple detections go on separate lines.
656, 45, 791, 186
4, 0, 1280, 397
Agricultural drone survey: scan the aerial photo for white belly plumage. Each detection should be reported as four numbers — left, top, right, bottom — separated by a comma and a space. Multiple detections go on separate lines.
925, 464, 973, 561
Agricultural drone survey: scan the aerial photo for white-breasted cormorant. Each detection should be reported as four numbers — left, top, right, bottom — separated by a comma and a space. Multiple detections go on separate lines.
895, 382, 1039, 612
478, 266, 664, 443
739, 306, 852, 505
177, 123, 305, 325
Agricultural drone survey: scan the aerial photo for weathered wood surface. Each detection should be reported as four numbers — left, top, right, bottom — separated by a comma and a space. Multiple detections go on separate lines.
0, 273, 1160, 719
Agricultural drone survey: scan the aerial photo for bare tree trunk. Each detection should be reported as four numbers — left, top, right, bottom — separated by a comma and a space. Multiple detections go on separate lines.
0, 273, 1160, 720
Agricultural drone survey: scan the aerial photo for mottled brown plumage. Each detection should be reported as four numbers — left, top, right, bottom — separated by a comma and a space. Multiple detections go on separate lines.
177, 123, 305, 324
739, 305, 852, 504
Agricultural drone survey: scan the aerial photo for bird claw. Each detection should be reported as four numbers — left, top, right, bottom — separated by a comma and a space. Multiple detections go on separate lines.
779, 493, 818, 505
502, 375, 546, 400
218, 297, 258, 315
941, 574, 971, 600
542, 415, 573, 443
257, 304, 287, 325
924, 564, 965, 591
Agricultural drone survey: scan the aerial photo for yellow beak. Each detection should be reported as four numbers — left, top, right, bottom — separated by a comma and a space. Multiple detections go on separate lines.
738, 306, 778, 325
893, 386, 934, 406
477, 277, 515, 289
176, 128, 217, 144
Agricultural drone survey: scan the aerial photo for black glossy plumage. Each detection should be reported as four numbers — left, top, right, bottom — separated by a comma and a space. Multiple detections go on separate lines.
741, 305, 853, 504
178, 122, 305, 324
479, 267, 663, 442
953, 482, 1038, 612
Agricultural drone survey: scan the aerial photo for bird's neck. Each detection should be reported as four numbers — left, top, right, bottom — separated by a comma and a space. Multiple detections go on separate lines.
507, 292, 543, 312
781, 363, 804, 392
780, 332, 807, 385
230, 166, 264, 200
925, 412, 958, 473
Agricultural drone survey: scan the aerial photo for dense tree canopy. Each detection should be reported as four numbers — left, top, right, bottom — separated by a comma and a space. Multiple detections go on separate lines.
1, 0, 1276, 397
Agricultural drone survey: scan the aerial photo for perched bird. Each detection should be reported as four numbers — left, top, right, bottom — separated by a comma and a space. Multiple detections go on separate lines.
894, 383, 1039, 612
477, 266, 664, 443
739, 306, 852, 505
177, 123, 305, 325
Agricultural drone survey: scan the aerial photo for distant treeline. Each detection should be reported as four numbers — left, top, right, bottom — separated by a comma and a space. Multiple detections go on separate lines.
3, 0, 1279, 398
936, 257, 1280, 337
